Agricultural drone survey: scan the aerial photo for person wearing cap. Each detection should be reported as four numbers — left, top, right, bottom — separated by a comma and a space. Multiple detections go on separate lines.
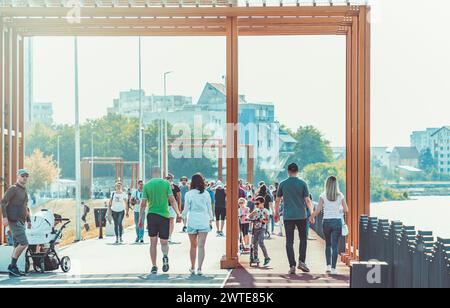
1, 169, 31, 277
274, 163, 315, 275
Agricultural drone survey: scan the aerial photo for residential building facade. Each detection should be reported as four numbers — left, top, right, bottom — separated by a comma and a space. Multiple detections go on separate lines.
410, 128, 439, 154
431, 126, 450, 175
389, 147, 420, 171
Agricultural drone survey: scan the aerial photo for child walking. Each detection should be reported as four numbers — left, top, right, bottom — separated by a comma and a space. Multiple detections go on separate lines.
248, 196, 271, 266
238, 198, 250, 252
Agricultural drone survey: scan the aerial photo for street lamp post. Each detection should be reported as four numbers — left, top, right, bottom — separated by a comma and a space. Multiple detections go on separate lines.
57, 135, 60, 199
163, 71, 173, 177
74, 37, 82, 242
138, 37, 144, 181
91, 132, 94, 198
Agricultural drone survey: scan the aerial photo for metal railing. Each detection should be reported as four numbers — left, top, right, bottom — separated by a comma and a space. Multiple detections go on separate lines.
359, 215, 450, 288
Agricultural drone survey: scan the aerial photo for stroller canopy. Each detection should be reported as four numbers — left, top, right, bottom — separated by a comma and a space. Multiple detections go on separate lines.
26, 209, 56, 245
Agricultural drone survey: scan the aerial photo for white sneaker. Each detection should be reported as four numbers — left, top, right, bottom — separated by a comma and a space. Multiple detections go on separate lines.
197, 269, 203, 276
326, 265, 332, 274
189, 268, 195, 275
330, 268, 338, 275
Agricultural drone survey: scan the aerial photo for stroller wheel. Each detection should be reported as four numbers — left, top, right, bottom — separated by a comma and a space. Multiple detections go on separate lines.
61, 256, 71, 273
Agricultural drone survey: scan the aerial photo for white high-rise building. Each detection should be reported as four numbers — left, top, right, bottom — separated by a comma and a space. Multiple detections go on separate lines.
410, 128, 440, 154
431, 126, 450, 175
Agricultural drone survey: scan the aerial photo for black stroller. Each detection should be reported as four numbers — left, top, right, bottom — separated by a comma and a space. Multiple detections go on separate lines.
24, 209, 72, 273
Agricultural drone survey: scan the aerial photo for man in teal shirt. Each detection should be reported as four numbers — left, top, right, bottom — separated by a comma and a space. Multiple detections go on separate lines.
274, 163, 315, 275
139, 167, 181, 275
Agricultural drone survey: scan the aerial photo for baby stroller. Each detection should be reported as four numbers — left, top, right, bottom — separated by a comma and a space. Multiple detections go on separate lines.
24, 209, 72, 273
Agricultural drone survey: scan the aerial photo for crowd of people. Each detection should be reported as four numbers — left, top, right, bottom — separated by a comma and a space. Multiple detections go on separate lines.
1, 163, 348, 278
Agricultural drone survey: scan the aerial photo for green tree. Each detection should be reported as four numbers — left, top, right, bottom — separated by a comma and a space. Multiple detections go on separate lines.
303, 160, 346, 200
419, 148, 435, 172
25, 149, 59, 194
286, 126, 333, 171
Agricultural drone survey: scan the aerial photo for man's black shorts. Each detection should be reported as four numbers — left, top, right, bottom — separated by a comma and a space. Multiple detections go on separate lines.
147, 213, 170, 240
215, 207, 226, 221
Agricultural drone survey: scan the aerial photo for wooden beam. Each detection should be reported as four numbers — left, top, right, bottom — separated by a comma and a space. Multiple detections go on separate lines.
11, 30, 18, 185
0, 21, 4, 245
0, 6, 359, 18
18, 35, 24, 170
9, 16, 350, 29
4, 27, 12, 188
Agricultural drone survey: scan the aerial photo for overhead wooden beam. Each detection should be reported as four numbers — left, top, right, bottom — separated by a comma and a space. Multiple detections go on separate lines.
0, 6, 359, 18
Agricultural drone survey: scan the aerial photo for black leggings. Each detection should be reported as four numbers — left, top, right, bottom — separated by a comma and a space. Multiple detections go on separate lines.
112, 210, 125, 237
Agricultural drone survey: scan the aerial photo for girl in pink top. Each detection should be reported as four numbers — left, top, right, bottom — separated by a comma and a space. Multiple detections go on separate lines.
238, 198, 250, 251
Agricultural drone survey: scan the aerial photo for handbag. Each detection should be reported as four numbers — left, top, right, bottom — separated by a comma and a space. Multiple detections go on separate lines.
341, 216, 349, 237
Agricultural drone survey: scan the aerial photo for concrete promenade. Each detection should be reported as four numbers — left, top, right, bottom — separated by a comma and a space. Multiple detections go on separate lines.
0, 223, 349, 288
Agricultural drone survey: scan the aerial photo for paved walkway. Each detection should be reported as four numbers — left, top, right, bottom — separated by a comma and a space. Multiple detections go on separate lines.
0, 224, 350, 288
226, 231, 350, 288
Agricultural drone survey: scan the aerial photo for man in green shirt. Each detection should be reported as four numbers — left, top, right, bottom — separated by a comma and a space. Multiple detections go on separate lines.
139, 167, 181, 275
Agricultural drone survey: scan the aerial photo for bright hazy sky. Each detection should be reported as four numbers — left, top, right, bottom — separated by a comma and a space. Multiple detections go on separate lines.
32, 0, 450, 147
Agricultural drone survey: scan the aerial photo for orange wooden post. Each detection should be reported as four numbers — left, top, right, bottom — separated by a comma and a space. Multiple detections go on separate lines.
0, 21, 5, 245
11, 30, 18, 185
246, 144, 254, 185
18, 35, 25, 170
221, 16, 239, 269
218, 140, 223, 181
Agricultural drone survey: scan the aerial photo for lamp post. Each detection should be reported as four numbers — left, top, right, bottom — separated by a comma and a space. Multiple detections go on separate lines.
57, 135, 60, 199
138, 37, 144, 181
74, 36, 81, 242
163, 71, 173, 177
91, 132, 94, 198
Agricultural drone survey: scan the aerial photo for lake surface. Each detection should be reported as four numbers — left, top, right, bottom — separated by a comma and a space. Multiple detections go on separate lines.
371, 196, 450, 239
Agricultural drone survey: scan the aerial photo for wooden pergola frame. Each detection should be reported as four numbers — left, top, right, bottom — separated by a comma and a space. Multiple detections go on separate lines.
0, 3, 370, 269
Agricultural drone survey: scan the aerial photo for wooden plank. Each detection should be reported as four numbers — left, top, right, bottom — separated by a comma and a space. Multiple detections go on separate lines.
11, 30, 18, 185
0, 6, 358, 18
0, 21, 4, 245
344, 27, 352, 262
350, 16, 358, 260
19, 35, 24, 170
4, 28, 12, 188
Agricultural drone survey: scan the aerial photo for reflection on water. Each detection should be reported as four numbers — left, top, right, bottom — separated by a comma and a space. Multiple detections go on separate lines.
371, 196, 450, 239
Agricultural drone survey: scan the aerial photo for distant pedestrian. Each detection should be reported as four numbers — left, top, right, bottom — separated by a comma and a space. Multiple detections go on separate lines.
275, 163, 315, 275
214, 181, 226, 237
310, 176, 348, 275
179, 176, 190, 233
108, 181, 129, 244
166, 174, 181, 244
183, 173, 213, 276
132, 180, 145, 243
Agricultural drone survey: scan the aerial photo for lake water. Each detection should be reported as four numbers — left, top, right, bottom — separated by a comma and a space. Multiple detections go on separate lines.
371, 196, 450, 239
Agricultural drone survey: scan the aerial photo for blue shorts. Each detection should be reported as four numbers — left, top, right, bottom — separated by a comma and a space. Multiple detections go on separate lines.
187, 226, 211, 235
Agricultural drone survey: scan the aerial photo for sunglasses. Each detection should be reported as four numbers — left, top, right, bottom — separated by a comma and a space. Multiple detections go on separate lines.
255, 202, 262, 206
20, 174, 29, 178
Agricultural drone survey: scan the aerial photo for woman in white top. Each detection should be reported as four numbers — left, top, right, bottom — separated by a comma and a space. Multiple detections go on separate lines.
182, 173, 213, 276
108, 181, 129, 244
310, 176, 349, 275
